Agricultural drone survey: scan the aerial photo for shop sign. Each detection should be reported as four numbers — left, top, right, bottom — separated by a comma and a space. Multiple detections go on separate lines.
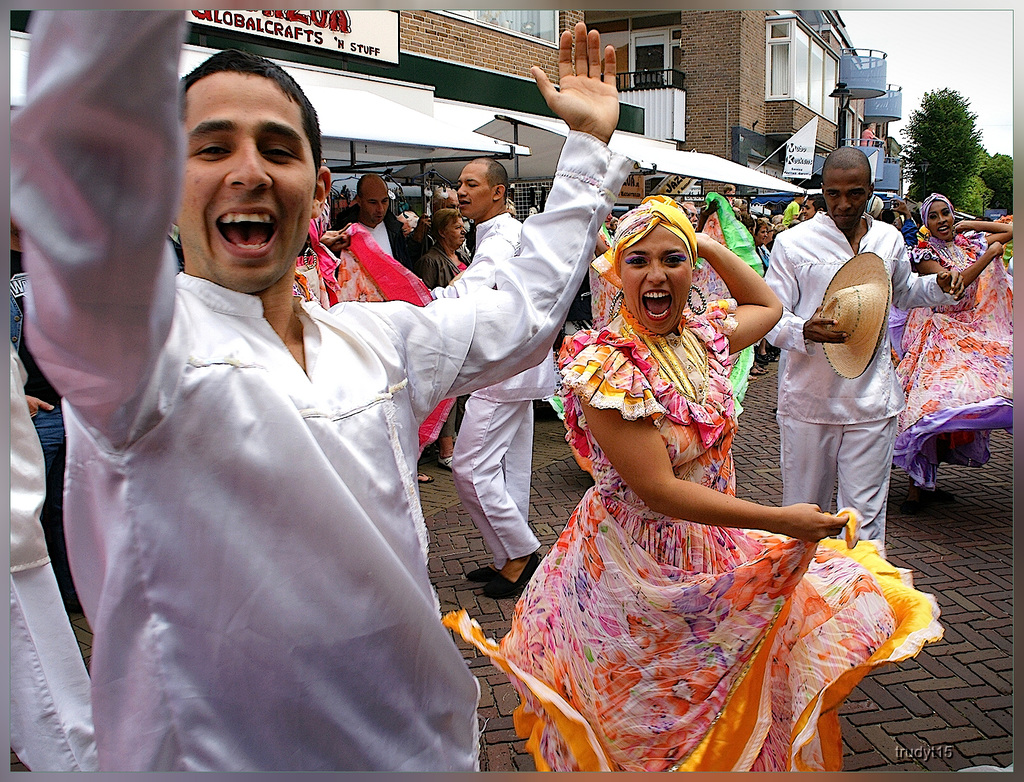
651, 173, 694, 197
783, 117, 818, 179
617, 172, 645, 204
190, 10, 399, 64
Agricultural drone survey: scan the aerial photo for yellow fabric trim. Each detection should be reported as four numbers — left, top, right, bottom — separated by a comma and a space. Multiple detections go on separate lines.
442, 610, 615, 772
790, 539, 944, 770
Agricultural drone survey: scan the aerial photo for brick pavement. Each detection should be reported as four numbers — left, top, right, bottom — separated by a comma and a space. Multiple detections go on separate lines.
12, 362, 1012, 772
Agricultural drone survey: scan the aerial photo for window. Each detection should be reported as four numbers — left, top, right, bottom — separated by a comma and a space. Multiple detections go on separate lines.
768, 22, 791, 98
793, 28, 809, 105
823, 55, 836, 120
451, 10, 558, 43
809, 41, 824, 114
766, 17, 838, 121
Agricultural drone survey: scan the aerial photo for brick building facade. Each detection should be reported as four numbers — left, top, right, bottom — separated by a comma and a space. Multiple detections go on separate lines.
586, 10, 889, 191
400, 10, 584, 87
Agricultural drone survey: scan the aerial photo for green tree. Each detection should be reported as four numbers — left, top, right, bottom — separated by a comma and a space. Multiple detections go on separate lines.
961, 175, 991, 217
980, 153, 1013, 210
901, 88, 984, 205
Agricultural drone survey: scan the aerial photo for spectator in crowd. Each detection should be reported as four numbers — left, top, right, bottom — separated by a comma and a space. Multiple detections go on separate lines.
680, 200, 700, 228
751, 216, 778, 374
764, 146, 962, 556
408, 186, 461, 264
329, 174, 413, 269
734, 197, 755, 234
797, 193, 827, 223
11, 12, 628, 770
891, 197, 922, 248
782, 193, 805, 227
860, 122, 879, 147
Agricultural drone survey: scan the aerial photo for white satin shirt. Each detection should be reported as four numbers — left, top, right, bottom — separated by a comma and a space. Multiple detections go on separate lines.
11, 10, 631, 771
435, 212, 557, 402
765, 212, 954, 425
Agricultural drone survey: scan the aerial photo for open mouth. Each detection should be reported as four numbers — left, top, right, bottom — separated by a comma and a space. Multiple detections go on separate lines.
642, 291, 672, 320
217, 212, 276, 250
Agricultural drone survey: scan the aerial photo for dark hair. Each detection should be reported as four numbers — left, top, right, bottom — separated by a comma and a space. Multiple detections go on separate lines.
878, 208, 896, 224
430, 208, 463, 242
753, 216, 772, 242
182, 49, 322, 170
471, 158, 509, 195
808, 194, 827, 212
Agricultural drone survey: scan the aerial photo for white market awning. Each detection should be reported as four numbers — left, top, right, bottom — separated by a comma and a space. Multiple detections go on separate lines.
10, 34, 529, 174
423, 99, 805, 194
303, 85, 528, 172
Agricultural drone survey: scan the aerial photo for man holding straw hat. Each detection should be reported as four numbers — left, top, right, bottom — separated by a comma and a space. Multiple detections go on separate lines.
764, 147, 963, 557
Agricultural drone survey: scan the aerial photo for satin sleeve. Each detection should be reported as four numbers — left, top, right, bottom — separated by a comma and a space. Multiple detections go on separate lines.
11, 11, 187, 445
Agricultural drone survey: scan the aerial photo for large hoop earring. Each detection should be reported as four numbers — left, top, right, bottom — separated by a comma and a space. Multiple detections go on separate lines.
610, 290, 624, 320
688, 285, 707, 315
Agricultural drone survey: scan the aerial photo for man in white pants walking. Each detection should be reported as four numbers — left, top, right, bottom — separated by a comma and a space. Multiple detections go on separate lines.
437, 158, 551, 598
765, 147, 961, 556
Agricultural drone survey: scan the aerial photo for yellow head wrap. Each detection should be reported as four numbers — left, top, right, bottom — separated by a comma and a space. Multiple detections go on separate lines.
597, 196, 699, 290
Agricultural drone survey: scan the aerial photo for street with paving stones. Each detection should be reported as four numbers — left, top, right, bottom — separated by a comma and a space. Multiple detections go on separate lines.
12, 362, 1011, 772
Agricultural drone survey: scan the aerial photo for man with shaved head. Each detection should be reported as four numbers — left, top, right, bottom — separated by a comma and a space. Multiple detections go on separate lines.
331, 173, 413, 269
763, 145, 962, 557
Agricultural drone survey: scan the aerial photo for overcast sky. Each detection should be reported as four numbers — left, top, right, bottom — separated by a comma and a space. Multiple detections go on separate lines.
837, 9, 1013, 157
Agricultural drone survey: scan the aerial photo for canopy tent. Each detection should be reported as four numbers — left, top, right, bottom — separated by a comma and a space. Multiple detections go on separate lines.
9, 35, 528, 176
411, 99, 805, 195
301, 85, 529, 172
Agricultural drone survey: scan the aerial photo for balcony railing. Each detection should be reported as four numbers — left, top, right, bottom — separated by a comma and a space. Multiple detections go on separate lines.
616, 68, 685, 92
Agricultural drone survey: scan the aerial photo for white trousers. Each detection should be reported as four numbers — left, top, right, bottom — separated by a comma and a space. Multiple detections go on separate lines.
777, 414, 897, 554
453, 396, 540, 569
10, 565, 98, 771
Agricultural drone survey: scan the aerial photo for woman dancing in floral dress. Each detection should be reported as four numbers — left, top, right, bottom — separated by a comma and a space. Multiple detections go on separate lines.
446, 196, 942, 772
892, 193, 1012, 513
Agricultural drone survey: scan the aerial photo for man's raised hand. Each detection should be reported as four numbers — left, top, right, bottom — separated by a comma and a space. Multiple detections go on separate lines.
531, 22, 618, 145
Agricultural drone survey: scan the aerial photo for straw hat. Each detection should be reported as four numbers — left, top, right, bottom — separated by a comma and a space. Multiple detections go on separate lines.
820, 252, 892, 379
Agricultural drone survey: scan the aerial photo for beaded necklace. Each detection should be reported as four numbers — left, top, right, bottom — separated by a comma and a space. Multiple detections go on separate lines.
927, 236, 972, 272
619, 307, 709, 405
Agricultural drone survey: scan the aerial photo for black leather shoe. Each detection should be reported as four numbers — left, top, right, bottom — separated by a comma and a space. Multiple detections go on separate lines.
465, 565, 498, 583
899, 499, 920, 515
483, 551, 540, 599
920, 488, 955, 505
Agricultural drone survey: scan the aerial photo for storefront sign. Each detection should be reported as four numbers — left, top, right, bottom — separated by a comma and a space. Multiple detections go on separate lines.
617, 172, 646, 204
190, 10, 399, 64
783, 117, 818, 179
651, 173, 694, 197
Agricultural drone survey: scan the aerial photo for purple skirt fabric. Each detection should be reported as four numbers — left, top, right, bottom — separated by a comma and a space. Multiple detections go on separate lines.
893, 399, 1012, 489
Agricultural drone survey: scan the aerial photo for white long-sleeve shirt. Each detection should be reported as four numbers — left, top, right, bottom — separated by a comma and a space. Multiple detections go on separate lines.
11, 10, 631, 771
10, 346, 50, 573
765, 212, 954, 425
434, 212, 556, 401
